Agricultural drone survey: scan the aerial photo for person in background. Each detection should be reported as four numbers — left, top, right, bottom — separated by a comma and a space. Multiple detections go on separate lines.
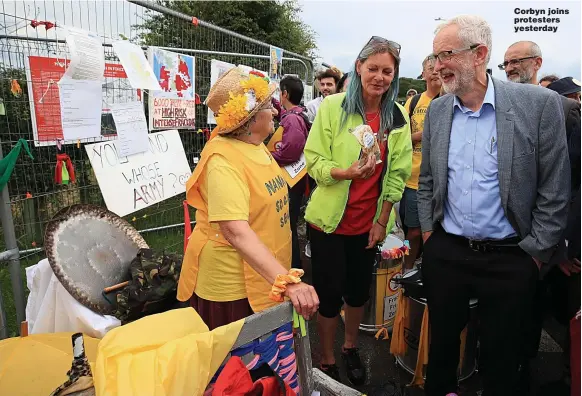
337, 72, 352, 93
304, 36, 411, 385
272, 76, 310, 270
178, 67, 319, 330
400, 56, 441, 272
303, 67, 341, 259
418, 15, 570, 395
500, 40, 542, 84
548, 76, 582, 103
499, 41, 580, 394
503, 40, 582, 394
539, 74, 560, 87
306, 68, 341, 122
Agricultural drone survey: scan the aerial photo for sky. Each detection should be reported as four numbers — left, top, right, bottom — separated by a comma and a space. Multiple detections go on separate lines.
298, 0, 581, 80
4, 0, 580, 82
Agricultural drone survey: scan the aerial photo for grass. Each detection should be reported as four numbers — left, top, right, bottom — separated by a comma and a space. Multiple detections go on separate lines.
0, 197, 190, 338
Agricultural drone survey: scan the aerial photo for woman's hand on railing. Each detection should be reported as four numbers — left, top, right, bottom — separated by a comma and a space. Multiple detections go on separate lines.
284, 282, 319, 320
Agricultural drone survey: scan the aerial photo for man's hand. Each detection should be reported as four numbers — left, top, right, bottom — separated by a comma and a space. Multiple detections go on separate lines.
367, 222, 387, 249
533, 257, 543, 270
558, 258, 581, 276
422, 231, 433, 243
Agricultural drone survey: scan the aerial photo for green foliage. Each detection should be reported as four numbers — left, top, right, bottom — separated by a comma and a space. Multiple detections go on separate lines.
135, 0, 317, 57
397, 77, 427, 102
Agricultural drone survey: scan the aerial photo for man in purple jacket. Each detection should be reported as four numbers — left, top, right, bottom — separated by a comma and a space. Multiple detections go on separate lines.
274, 76, 310, 269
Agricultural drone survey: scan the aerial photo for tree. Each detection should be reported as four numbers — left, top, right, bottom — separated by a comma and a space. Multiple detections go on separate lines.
134, 1, 317, 127
397, 77, 427, 102
135, 0, 318, 58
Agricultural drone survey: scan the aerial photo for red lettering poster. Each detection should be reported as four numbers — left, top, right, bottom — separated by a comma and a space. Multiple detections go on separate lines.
24, 55, 141, 146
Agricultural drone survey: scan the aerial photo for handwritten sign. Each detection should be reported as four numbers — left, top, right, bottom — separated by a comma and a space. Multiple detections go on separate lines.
85, 130, 191, 217
148, 48, 196, 130
283, 154, 306, 179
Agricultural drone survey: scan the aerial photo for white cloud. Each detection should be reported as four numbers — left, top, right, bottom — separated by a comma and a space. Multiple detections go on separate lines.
299, 0, 581, 80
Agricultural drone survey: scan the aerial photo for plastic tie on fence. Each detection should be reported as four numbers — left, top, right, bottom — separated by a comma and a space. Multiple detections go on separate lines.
30, 20, 56, 30
292, 309, 306, 337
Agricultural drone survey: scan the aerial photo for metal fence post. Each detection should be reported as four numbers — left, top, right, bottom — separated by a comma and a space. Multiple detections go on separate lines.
0, 280, 7, 339
0, 145, 25, 333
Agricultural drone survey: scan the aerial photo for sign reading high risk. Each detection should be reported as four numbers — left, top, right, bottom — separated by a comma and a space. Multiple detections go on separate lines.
85, 130, 191, 217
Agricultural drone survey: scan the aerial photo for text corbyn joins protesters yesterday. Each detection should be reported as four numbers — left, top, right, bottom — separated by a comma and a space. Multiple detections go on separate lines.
513, 7, 569, 33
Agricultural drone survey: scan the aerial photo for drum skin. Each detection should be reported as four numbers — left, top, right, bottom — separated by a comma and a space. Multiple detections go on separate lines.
45, 204, 149, 314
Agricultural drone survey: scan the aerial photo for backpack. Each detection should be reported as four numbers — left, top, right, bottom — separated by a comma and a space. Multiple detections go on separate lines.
408, 93, 422, 116
408, 92, 440, 116
282, 106, 311, 133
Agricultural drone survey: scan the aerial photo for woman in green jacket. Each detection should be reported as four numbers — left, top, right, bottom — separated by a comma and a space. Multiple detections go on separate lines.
304, 36, 412, 385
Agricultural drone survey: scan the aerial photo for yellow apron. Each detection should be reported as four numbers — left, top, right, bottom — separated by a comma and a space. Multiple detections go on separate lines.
177, 137, 292, 313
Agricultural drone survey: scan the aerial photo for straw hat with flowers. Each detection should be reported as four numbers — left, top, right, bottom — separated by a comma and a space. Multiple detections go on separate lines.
206, 67, 277, 136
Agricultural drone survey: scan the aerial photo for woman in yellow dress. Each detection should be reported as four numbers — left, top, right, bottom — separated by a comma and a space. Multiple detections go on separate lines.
177, 68, 319, 329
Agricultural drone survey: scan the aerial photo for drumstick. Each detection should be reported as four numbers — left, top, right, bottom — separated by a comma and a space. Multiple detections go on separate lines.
104, 281, 129, 294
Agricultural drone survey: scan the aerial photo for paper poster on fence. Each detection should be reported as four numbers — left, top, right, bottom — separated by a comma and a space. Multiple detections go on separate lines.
207, 59, 235, 125
303, 85, 313, 104
112, 40, 162, 91
25, 55, 141, 146
62, 27, 105, 82
85, 130, 191, 217
148, 47, 196, 130
269, 46, 283, 80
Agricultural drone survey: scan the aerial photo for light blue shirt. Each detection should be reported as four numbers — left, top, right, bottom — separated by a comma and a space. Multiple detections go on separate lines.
442, 76, 516, 240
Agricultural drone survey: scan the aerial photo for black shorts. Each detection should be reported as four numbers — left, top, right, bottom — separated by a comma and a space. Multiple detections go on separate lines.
310, 227, 376, 318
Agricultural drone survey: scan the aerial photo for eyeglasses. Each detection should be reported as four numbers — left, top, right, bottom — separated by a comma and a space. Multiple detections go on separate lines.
427, 44, 481, 63
359, 36, 401, 57
497, 56, 537, 70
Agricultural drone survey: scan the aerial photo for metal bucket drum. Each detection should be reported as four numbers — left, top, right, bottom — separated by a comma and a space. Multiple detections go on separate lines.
355, 234, 404, 333
394, 268, 478, 382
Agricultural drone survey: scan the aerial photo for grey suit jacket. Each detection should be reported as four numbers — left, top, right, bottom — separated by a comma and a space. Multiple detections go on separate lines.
417, 77, 571, 263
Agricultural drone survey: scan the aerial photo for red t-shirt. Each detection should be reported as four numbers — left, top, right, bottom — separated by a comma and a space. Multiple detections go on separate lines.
334, 112, 387, 235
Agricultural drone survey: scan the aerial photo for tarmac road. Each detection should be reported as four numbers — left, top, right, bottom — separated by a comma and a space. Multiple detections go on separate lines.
297, 219, 570, 396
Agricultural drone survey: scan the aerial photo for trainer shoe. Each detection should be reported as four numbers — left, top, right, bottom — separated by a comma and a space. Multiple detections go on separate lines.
341, 347, 366, 386
320, 363, 341, 383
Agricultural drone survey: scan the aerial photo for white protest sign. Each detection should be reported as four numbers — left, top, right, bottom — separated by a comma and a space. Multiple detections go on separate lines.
283, 153, 306, 179
85, 130, 191, 217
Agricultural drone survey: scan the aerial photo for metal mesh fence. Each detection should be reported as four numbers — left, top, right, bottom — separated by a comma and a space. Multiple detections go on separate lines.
0, 0, 315, 337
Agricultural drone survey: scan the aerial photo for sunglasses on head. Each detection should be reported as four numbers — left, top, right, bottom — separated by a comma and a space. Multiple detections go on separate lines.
360, 36, 401, 57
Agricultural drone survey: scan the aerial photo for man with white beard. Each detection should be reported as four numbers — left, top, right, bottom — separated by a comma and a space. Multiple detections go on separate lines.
500, 41, 543, 84
417, 15, 570, 396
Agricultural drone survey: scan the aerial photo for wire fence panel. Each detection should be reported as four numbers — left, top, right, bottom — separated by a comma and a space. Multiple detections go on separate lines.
0, 0, 315, 337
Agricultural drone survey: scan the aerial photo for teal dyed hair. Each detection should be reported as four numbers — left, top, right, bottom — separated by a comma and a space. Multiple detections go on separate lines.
341, 38, 401, 140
